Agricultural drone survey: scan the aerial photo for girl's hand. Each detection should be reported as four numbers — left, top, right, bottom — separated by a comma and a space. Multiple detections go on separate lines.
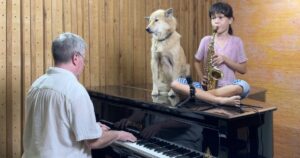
201, 75, 208, 86
212, 54, 226, 66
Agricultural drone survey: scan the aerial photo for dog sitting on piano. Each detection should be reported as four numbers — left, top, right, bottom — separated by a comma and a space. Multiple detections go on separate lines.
145, 8, 190, 97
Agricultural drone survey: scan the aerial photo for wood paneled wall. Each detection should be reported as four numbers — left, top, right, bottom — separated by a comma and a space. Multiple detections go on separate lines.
226, 0, 300, 157
0, 0, 215, 157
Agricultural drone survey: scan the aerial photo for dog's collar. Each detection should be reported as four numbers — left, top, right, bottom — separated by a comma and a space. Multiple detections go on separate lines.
157, 32, 173, 42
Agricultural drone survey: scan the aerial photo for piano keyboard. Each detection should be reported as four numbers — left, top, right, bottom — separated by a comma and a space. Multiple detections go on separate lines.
113, 137, 210, 158
100, 119, 214, 158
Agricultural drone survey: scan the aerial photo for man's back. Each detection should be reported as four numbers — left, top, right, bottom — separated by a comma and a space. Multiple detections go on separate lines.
23, 67, 101, 158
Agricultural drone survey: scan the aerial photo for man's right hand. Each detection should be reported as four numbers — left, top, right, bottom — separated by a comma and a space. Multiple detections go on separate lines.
117, 131, 137, 142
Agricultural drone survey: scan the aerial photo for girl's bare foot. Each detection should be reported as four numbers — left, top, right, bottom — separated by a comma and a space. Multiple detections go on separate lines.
219, 95, 241, 106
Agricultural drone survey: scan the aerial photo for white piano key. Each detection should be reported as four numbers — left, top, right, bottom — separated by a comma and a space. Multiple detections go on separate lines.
113, 140, 173, 158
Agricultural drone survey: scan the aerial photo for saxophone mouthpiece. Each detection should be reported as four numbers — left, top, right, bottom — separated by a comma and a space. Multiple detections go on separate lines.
213, 27, 218, 33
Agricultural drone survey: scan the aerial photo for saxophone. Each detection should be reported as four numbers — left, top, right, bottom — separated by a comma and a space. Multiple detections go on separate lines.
204, 27, 223, 90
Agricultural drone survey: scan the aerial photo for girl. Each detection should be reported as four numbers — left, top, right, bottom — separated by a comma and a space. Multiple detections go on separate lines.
171, 2, 250, 106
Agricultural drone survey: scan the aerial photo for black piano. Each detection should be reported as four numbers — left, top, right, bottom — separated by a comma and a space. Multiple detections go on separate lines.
88, 85, 276, 158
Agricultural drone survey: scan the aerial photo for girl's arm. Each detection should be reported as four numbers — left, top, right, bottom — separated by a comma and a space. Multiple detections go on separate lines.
213, 54, 247, 74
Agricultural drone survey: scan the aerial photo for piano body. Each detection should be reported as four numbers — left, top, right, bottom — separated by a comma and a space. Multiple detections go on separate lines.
88, 85, 276, 158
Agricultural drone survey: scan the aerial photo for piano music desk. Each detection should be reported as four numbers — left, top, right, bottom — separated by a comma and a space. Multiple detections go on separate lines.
248, 86, 267, 102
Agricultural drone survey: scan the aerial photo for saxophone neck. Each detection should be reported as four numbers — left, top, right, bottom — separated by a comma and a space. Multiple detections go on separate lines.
212, 27, 218, 39
213, 27, 218, 34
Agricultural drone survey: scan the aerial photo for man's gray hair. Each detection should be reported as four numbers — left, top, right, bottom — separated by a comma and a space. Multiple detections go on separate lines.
52, 32, 86, 64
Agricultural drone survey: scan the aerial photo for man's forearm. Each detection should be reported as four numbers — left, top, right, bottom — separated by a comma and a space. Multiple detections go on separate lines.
86, 130, 120, 149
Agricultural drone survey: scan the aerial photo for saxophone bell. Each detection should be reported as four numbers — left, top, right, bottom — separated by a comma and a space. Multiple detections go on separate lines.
210, 68, 223, 80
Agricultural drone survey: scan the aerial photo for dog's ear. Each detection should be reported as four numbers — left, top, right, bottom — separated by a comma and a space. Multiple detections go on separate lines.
144, 16, 150, 22
165, 8, 173, 17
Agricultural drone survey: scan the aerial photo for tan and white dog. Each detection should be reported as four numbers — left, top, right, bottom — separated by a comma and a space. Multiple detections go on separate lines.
146, 8, 189, 96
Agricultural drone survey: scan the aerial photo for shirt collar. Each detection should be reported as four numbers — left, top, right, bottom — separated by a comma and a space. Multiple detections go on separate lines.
47, 67, 78, 81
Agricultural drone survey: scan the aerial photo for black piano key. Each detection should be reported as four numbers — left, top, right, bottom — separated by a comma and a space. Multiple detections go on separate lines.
161, 146, 180, 156
176, 156, 190, 158
164, 149, 187, 157
144, 143, 160, 149
136, 140, 148, 145
177, 156, 203, 158
173, 147, 191, 154
164, 147, 192, 157
165, 151, 180, 157
154, 144, 175, 152
148, 138, 159, 143
179, 151, 202, 158
155, 140, 170, 147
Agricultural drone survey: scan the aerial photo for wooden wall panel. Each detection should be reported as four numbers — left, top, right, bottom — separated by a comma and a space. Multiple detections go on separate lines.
52, 0, 63, 38
188, 0, 197, 78
0, 0, 6, 157
44, 0, 53, 73
6, 0, 12, 156
159, 0, 170, 9
2, 0, 299, 157
71, 0, 78, 34
35, 0, 44, 80
119, 0, 131, 85
63, 0, 71, 32
11, 0, 21, 157
82, 0, 91, 87
179, 0, 189, 73
170, 0, 181, 33
105, 0, 120, 86
132, 0, 146, 85
89, 0, 100, 87
21, 0, 31, 152
98, 0, 105, 86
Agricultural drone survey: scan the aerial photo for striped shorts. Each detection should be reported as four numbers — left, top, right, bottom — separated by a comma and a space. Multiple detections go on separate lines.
176, 77, 250, 99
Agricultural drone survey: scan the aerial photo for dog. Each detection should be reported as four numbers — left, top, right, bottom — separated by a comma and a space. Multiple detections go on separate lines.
145, 8, 190, 96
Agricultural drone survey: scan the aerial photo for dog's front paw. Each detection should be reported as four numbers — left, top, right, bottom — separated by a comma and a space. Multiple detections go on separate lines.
168, 89, 176, 97
151, 89, 159, 96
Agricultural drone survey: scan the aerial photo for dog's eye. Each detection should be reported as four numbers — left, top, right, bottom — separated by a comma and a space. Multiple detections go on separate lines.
155, 19, 159, 22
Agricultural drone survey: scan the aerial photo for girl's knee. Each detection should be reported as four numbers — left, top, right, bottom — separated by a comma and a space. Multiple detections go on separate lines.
170, 80, 179, 88
232, 79, 250, 98
234, 85, 243, 95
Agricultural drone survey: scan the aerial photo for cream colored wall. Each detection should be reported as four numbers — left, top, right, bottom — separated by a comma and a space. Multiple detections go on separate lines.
226, 0, 300, 157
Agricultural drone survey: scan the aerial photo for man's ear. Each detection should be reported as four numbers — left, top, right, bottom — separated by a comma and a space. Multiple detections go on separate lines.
165, 8, 173, 17
72, 53, 79, 65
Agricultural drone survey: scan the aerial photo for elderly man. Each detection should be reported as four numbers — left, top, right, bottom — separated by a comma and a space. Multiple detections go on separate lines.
22, 32, 136, 158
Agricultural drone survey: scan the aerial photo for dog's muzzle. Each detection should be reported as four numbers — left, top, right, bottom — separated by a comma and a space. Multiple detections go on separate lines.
146, 27, 153, 33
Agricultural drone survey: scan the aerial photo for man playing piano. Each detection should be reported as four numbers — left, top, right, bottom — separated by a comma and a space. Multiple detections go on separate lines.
22, 32, 137, 158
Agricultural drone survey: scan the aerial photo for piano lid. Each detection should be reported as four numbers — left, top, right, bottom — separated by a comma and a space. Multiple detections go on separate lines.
87, 85, 277, 120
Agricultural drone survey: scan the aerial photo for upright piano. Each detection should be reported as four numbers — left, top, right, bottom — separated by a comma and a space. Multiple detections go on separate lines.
88, 85, 276, 158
